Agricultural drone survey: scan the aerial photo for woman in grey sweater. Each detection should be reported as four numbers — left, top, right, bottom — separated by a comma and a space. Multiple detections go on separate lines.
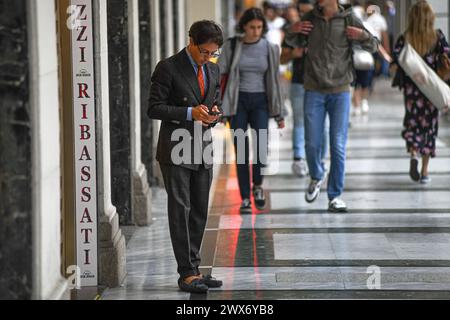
218, 7, 284, 213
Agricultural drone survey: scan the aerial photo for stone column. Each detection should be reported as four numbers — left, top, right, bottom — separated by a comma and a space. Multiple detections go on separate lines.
107, 0, 133, 225
0, 0, 32, 300
164, 0, 174, 57
139, 0, 156, 188
150, 0, 164, 187
28, 0, 69, 300
129, 0, 152, 226
175, 0, 187, 52
93, 0, 127, 288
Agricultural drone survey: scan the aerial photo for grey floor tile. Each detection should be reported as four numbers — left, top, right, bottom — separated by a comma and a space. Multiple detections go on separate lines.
273, 233, 335, 260
219, 213, 450, 230
270, 191, 450, 210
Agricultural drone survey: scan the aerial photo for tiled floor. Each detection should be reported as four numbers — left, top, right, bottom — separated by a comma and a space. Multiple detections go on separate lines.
102, 79, 450, 300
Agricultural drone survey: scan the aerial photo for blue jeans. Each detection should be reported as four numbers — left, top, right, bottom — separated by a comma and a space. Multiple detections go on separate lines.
304, 90, 351, 200
230, 92, 269, 200
291, 83, 329, 161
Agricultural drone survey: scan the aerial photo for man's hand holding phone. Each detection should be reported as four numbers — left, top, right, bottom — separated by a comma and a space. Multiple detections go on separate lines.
207, 105, 222, 127
192, 105, 221, 127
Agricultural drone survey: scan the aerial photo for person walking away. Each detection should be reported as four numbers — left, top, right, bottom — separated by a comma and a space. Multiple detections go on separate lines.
366, 2, 390, 80
391, 0, 450, 184
352, 16, 377, 116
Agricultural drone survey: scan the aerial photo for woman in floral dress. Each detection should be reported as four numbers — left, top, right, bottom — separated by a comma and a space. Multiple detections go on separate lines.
392, 0, 450, 184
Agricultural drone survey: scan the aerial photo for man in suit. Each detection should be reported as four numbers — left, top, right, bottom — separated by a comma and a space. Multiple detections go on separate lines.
148, 20, 223, 293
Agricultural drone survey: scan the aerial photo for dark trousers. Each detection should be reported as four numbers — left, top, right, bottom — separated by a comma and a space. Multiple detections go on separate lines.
159, 164, 212, 279
230, 92, 269, 200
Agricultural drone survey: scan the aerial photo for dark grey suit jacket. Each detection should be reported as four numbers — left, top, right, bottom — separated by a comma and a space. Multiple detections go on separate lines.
148, 49, 221, 170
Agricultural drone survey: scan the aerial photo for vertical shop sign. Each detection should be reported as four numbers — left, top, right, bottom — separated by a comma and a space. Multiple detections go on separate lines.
70, 0, 98, 286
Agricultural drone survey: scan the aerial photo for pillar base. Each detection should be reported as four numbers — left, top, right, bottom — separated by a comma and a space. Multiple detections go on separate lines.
99, 207, 126, 287
46, 277, 70, 300
133, 165, 153, 226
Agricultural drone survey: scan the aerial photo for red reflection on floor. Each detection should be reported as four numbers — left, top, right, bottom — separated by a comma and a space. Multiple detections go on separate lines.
221, 162, 265, 296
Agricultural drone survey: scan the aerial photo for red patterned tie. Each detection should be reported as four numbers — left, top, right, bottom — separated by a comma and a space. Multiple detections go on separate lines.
197, 65, 205, 99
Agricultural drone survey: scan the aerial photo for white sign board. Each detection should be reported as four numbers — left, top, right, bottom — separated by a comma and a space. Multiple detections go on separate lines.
70, 0, 98, 286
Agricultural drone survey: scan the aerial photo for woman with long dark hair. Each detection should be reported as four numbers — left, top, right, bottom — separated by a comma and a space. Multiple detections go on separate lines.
219, 7, 284, 213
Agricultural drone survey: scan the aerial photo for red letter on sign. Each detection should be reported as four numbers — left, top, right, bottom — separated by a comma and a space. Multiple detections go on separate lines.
78, 83, 90, 98
77, 5, 87, 20
81, 166, 91, 181
80, 47, 86, 63
80, 125, 91, 140
81, 229, 93, 244
84, 250, 91, 265
80, 208, 93, 223
81, 187, 91, 202
77, 25, 88, 41
79, 146, 92, 161
81, 104, 88, 119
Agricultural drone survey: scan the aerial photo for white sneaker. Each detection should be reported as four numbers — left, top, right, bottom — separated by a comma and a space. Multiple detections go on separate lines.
305, 179, 323, 203
328, 197, 348, 213
361, 99, 370, 114
352, 107, 362, 116
292, 159, 308, 177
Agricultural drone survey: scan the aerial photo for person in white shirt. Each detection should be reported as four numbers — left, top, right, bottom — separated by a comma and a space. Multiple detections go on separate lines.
366, 4, 387, 41
263, 1, 286, 48
351, 3, 377, 116
365, 2, 391, 77
352, 0, 365, 20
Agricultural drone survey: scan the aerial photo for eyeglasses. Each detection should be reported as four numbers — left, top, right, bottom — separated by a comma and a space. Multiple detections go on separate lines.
197, 45, 221, 58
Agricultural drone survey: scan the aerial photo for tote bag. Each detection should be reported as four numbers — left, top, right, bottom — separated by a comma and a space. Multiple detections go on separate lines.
353, 49, 375, 70
398, 42, 450, 110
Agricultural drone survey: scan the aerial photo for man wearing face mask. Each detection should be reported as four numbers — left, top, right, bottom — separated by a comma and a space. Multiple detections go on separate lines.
286, 0, 378, 213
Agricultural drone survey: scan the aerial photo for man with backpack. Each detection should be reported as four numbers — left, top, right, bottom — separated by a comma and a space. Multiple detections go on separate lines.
286, 0, 378, 212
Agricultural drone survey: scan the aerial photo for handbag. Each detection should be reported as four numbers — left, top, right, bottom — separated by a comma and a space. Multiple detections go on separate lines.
353, 49, 375, 70
437, 53, 450, 80
220, 37, 237, 99
398, 41, 450, 110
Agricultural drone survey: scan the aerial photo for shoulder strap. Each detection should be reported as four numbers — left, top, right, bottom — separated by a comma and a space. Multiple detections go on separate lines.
344, 14, 357, 84
344, 13, 354, 27
230, 36, 237, 52
298, 11, 316, 48
228, 37, 237, 73
345, 15, 354, 48
344, 14, 354, 47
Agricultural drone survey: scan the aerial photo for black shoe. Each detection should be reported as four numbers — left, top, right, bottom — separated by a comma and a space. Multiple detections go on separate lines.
409, 158, 420, 182
240, 198, 252, 213
200, 274, 223, 288
253, 186, 266, 210
178, 277, 208, 293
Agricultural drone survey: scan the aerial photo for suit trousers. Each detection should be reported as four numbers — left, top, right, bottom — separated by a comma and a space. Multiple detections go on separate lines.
159, 163, 213, 279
